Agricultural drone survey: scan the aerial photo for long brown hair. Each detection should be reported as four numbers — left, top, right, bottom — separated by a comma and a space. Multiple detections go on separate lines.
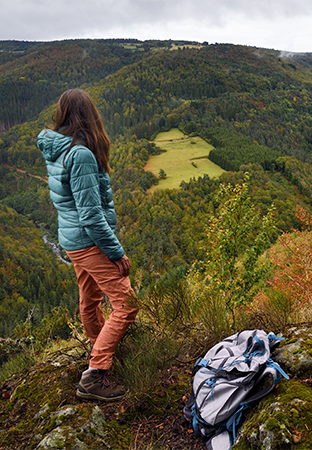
50, 89, 110, 172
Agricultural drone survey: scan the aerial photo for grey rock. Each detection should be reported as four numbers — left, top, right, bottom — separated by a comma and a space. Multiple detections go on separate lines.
36, 405, 107, 450
273, 329, 312, 377
50, 405, 79, 425
36, 426, 86, 450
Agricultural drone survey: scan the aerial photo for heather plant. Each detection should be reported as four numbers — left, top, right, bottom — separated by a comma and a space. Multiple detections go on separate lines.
0, 352, 34, 382
114, 321, 182, 405
252, 290, 296, 329
136, 270, 193, 335
113, 271, 196, 403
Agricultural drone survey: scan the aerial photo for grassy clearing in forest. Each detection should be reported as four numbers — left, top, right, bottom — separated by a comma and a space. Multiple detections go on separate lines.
145, 128, 225, 191
170, 44, 204, 51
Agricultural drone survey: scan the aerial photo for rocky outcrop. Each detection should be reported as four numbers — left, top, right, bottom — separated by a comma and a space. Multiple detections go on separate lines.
0, 350, 122, 449
232, 378, 312, 449
35, 404, 107, 449
1, 325, 312, 450
232, 325, 312, 450
273, 326, 312, 378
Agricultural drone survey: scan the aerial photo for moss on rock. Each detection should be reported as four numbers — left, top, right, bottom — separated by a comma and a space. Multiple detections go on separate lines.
0, 355, 115, 449
232, 379, 312, 450
273, 327, 312, 378
1, 331, 312, 450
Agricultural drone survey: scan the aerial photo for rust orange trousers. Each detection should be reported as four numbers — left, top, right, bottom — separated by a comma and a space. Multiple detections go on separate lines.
66, 246, 138, 370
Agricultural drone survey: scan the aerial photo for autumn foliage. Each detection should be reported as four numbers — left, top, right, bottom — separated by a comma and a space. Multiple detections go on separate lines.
254, 206, 312, 327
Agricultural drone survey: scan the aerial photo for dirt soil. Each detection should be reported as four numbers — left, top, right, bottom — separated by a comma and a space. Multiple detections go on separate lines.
131, 410, 205, 450
99, 396, 205, 450
98, 363, 206, 450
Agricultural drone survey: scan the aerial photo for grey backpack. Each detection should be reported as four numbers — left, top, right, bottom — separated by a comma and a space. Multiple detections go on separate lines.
183, 329, 289, 450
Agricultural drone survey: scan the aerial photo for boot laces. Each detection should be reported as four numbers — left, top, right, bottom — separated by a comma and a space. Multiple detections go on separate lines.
102, 373, 117, 389
93, 370, 117, 389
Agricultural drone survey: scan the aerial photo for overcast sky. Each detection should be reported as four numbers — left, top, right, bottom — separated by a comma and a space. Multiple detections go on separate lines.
0, 0, 311, 53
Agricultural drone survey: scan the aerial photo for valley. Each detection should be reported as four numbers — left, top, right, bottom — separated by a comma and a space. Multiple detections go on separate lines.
1, 38, 312, 449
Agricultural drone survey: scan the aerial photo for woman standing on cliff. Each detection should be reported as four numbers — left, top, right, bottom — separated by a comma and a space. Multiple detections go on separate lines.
37, 89, 138, 401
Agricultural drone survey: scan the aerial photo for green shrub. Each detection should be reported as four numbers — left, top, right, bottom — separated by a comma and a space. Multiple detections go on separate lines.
115, 321, 182, 405
0, 352, 34, 382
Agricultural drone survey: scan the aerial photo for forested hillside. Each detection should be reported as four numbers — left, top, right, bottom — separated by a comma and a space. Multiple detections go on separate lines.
0, 39, 146, 131
1, 39, 312, 335
0, 203, 78, 336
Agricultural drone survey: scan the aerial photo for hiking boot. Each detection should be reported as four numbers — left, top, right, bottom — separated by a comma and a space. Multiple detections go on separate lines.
76, 368, 128, 401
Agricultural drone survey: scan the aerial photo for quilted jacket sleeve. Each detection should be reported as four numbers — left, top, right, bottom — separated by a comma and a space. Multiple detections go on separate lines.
66, 146, 125, 261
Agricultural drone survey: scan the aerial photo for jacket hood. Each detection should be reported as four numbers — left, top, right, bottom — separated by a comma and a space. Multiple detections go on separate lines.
37, 129, 73, 162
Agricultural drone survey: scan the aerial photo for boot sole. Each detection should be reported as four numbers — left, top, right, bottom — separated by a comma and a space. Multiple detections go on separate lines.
76, 388, 127, 402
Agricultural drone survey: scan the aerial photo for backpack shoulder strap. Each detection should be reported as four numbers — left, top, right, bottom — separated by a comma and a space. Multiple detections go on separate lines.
241, 361, 289, 406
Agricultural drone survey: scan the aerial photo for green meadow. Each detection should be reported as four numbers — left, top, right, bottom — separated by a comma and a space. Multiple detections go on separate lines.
145, 129, 225, 191
170, 44, 204, 51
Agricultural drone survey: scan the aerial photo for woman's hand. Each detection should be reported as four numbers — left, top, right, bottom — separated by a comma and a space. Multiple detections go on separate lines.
113, 254, 131, 277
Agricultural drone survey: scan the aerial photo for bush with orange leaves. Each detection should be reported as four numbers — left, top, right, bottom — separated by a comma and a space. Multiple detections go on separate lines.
253, 206, 312, 329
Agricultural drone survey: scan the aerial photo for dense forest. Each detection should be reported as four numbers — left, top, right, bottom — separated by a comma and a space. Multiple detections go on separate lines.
1, 38, 312, 336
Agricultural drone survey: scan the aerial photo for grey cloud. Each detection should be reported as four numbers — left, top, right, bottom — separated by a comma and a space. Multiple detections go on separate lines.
0, 0, 311, 51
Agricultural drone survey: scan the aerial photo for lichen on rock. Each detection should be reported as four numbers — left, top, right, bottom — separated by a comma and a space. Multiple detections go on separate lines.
36, 405, 108, 450
273, 327, 312, 378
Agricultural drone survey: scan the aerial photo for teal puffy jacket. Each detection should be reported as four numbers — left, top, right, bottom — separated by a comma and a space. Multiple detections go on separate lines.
37, 129, 125, 261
